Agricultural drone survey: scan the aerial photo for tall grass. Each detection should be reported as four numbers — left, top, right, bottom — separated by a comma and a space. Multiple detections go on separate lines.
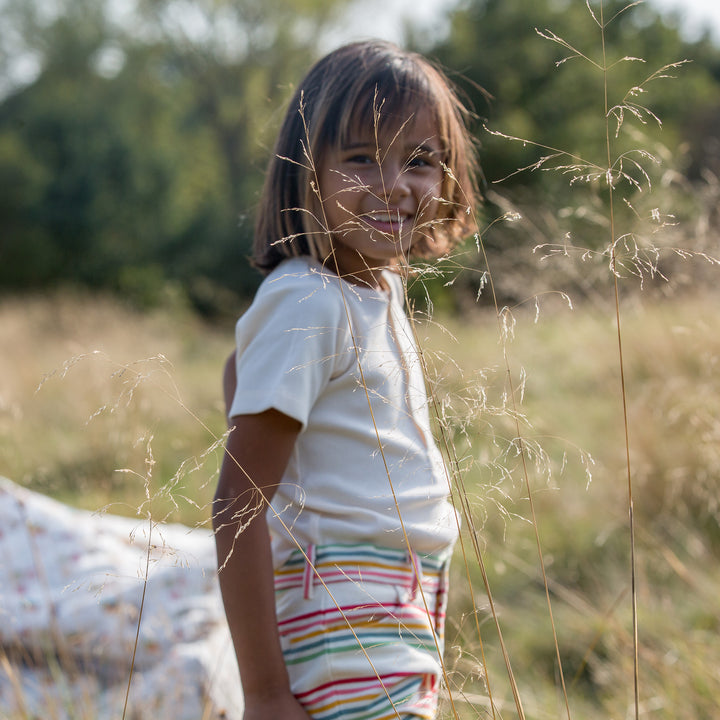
3, 2, 720, 718
0, 291, 229, 524
3, 293, 719, 717
419, 2, 720, 718
422, 295, 720, 718
0, 293, 237, 719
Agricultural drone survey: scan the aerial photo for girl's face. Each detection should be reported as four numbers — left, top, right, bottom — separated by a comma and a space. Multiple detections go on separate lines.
317, 105, 444, 287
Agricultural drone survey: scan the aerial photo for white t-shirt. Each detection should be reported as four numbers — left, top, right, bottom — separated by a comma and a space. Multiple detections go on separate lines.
229, 257, 458, 569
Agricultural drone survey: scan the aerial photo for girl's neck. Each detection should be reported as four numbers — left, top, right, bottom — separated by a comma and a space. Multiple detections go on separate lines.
324, 252, 395, 292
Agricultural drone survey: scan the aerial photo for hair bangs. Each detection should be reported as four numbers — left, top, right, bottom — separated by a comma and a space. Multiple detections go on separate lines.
334, 64, 443, 152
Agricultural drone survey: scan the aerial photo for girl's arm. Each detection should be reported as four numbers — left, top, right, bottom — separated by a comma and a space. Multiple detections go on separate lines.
214, 356, 310, 719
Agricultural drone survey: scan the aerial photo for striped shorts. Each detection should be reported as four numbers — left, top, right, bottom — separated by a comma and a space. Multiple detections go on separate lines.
274, 543, 451, 720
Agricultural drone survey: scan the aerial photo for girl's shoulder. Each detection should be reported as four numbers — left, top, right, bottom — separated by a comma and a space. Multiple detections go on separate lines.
244, 258, 403, 334
262, 256, 341, 297
257, 257, 399, 311
242, 257, 347, 329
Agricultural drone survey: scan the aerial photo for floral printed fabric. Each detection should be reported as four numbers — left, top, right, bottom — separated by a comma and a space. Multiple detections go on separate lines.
0, 477, 243, 719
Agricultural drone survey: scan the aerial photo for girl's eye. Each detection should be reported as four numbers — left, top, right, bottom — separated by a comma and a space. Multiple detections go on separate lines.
345, 154, 375, 165
407, 151, 438, 169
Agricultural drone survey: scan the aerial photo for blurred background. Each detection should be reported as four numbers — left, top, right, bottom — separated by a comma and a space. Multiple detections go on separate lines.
2, 2, 720, 718
1, 0, 718, 315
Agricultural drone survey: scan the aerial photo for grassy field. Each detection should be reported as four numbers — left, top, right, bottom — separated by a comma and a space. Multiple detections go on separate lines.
421, 291, 720, 719
1, 286, 719, 718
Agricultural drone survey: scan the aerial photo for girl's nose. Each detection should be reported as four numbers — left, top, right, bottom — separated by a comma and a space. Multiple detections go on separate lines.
382, 160, 411, 201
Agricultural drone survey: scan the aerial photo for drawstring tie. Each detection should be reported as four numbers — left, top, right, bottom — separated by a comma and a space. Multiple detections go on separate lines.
302, 543, 316, 600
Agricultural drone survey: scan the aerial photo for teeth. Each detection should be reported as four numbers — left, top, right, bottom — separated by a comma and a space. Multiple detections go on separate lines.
368, 213, 404, 223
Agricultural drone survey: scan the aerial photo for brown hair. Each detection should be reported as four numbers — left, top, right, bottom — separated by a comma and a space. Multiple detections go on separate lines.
253, 39, 479, 274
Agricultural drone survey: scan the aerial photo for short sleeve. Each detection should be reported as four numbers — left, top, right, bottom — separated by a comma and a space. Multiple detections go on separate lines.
228, 262, 351, 428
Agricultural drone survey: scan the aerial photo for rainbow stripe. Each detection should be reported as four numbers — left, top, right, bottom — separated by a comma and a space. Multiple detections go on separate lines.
279, 601, 438, 665
274, 543, 447, 597
295, 673, 436, 720
274, 543, 450, 719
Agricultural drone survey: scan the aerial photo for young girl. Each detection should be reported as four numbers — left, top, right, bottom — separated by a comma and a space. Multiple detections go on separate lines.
213, 40, 478, 720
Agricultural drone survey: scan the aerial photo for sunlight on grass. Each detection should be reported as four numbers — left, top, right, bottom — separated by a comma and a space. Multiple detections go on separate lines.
2, 285, 718, 718
0, 292, 231, 527
3, 2, 720, 717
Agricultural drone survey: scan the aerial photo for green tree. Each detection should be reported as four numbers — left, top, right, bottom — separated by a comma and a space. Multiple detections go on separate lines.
419, 0, 720, 304
131, 0, 352, 309
430, 0, 720, 188
0, 0, 349, 311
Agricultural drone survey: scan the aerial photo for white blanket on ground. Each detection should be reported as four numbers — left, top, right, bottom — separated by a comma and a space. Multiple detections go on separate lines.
0, 477, 243, 720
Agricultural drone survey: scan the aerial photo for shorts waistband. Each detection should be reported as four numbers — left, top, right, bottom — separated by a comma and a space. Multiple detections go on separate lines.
274, 543, 450, 601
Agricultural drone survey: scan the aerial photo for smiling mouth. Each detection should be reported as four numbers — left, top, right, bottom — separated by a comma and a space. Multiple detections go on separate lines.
363, 211, 412, 228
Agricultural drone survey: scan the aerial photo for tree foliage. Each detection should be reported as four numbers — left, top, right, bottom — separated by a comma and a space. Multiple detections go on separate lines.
0, 0, 348, 312
1, 0, 719, 311
421, 0, 720, 305
430, 0, 720, 188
